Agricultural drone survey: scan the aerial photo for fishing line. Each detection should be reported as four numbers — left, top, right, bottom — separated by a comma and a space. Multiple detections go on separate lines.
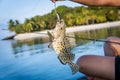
1, 1, 120, 45
66, 36, 120, 45
35, 32, 120, 45
28, 1, 120, 42
13, 32, 120, 55
53, 2, 61, 22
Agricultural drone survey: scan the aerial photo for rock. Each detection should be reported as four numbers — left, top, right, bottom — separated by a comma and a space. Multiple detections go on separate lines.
2, 35, 16, 40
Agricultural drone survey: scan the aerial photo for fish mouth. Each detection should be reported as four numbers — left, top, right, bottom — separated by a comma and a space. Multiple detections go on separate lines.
56, 12, 61, 22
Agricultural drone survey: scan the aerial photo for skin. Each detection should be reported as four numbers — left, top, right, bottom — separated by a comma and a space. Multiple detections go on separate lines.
51, 0, 120, 7
77, 37, 120, 80
51, 0, 120, 80
104, 37, 120, 56
77, 55, 115, 80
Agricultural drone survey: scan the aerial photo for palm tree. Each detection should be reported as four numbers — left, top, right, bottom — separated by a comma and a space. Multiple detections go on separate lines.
23, 19, 34, 32
32, 16, 46, 31
15, 24, 24, 33
15, 20, 20, 25
65, 13, 74, 26
8, 19, 15, 31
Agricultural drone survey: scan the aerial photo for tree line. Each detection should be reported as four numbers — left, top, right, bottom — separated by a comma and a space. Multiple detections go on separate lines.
8, 6, 120, 34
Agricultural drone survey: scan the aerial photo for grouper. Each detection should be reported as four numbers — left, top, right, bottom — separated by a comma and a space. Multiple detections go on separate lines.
47, 19, 79, 74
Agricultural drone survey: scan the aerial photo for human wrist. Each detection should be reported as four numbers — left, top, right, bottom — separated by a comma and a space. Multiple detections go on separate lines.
56, 0, 73, 1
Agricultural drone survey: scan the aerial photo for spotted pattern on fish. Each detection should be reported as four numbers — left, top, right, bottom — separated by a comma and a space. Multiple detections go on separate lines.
47, 19, 79, 74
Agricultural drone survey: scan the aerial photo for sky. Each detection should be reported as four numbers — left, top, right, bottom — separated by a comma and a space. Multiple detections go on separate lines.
0, 0, 82, 25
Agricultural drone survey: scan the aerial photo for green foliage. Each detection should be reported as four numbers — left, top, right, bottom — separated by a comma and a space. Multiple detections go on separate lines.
8, 19, 15, 31
8, 6, 120, 34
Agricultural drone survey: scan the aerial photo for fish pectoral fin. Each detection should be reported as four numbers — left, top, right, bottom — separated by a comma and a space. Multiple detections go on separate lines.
47, 31, 54, 41
68, 62, 79, 75
48, 43, 53, 48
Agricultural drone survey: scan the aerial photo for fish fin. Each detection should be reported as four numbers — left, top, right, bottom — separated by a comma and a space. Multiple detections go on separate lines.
48, 43, 53, 48
58, 53, 75, 65
47, 31, 54, 41
68, 62, 79, 75
58, 56, 66, 65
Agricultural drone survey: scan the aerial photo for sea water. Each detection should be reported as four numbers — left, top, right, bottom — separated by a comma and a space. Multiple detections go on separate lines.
0, 26, 120, 80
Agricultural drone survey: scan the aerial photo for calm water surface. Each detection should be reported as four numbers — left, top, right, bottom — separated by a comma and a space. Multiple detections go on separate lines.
0, 26, 120, 80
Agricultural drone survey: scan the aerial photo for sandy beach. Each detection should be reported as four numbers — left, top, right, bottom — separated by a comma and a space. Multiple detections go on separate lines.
14, 21, 120, 40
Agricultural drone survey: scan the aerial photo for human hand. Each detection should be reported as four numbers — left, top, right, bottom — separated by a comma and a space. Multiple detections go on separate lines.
51, 0, 65, 3
105, 37, 120, 56
51, 0, 56, 3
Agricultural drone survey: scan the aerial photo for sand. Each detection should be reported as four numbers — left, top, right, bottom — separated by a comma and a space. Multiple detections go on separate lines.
14, 21, 120, 40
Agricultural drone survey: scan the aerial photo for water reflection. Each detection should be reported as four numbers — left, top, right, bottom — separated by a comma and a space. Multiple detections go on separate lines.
12, 43, 50, 58
75, 26, 120, 45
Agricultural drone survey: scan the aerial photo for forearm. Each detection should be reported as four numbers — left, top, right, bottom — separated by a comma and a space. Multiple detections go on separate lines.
53, 0, 120, 6
71, 0, 102, 6
71, 0, 120, 6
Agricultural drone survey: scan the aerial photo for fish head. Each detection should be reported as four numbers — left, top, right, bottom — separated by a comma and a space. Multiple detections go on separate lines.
53, 19, 66, 39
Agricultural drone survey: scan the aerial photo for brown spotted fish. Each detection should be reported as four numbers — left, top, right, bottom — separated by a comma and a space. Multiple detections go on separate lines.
47, 19, 79, 74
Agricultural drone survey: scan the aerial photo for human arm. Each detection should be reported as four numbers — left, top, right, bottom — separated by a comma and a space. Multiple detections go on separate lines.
51, 0, 120, 7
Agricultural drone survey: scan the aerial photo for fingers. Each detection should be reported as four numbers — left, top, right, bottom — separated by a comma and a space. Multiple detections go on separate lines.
51, 0, 56, 3
105, 37, 120, 56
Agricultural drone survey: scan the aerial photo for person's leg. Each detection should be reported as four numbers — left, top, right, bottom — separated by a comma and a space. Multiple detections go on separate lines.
77, 55, 115, 80
88, 76, 107, 80
104, 37, 120, 56
88, 77, 107, 80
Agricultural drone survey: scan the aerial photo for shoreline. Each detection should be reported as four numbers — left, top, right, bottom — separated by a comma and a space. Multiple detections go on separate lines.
14, 21, 120, 40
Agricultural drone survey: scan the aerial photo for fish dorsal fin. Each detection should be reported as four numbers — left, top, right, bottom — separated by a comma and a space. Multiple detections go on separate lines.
48, 43, 53, 48
47, 31, 54, 42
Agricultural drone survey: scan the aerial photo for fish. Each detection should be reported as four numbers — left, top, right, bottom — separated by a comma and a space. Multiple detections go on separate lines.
47, 19, 79, 74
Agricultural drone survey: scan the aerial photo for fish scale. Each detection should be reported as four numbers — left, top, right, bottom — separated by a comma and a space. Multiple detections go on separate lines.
47, 19, 79, 74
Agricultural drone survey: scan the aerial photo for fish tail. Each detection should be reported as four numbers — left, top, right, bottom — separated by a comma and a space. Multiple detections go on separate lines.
68, 62, 79, 75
